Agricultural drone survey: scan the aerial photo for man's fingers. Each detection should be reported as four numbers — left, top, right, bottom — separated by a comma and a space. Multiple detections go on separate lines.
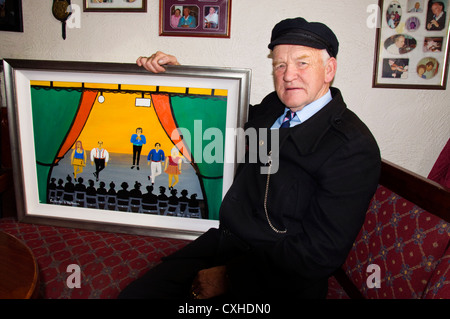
136, 52, 180, 74
142, 56, 166, 73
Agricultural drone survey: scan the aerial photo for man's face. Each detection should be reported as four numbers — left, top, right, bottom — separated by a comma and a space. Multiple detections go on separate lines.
396, 36, 405, 48
272, 44, 336, 111
432, 3, 442, 15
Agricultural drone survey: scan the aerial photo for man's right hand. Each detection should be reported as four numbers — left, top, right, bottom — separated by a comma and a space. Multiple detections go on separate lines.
136, 51, 180, 73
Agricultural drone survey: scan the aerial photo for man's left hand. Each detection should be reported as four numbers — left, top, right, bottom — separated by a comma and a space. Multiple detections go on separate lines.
191, 266, 229, 299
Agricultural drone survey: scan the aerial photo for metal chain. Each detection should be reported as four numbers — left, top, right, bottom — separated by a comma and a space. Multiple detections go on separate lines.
263, 152, 287, 234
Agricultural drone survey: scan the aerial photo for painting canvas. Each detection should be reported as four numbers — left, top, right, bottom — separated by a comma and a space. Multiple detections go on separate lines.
3, 59, 251, 239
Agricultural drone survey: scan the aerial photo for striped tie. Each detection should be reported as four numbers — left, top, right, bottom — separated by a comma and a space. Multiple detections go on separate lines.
280, 110, 295, 128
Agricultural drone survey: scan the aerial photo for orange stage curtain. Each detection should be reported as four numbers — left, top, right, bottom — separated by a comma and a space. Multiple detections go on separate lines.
151, 93, 192, 162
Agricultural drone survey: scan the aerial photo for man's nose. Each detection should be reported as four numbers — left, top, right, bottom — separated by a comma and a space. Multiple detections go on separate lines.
283, 64, 297, 82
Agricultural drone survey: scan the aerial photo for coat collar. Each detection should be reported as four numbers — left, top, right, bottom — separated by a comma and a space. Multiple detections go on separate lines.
246, 87, 347, 155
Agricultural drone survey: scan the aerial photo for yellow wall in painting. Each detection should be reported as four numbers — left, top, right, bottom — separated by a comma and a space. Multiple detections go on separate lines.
76, 92, 176, 157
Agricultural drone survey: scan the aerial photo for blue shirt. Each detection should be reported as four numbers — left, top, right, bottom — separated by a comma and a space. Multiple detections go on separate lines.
178, 15, 197, 28
271, 90, 332, 129
147, 149, 165, 162
130, 134, 146, 146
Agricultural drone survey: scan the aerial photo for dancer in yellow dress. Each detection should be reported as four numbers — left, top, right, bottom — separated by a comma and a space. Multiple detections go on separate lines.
71, 141, 87, 180
164, 147, 182, 190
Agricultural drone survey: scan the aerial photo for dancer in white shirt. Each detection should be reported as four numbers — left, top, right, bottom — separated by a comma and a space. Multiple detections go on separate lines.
90, 141, 110, 182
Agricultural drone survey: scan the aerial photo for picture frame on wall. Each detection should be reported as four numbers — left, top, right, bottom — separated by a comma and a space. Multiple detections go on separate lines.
83, 0, 147, 12
0, 0, 23, 32
159, 0, 232, 38
373, 0, 450, 89
2, 59, 251, 240
0, 62, 6, 107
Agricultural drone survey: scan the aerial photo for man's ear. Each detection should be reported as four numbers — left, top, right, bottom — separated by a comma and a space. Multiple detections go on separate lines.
325, 57, 337, 84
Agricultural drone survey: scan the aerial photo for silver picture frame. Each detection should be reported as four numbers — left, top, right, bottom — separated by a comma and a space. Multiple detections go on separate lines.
3, 59, 251, 240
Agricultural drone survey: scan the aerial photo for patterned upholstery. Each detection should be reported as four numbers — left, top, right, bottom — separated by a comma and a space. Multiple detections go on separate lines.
0, 218, 190, 299
423, 249, 450, 299
326, 276, 350, 299
341, 185, 450, 298
2, 183, 449, 300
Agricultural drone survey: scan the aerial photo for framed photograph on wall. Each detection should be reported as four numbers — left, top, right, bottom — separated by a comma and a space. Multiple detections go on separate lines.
0, 0, 23, 32
0, 61, 6, 107
2, 59, 251, 240
373, 0, 450, 89
83, 0, 147, 12
159, 0, 232, 38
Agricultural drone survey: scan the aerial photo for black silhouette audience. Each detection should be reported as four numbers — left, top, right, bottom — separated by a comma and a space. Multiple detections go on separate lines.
167, 188, 179, 215
62, 175, 75, 205
117, 182, 130, 211
86, 179, 97, 208
48, 178, 202, 218
142, 185, 158, 204
129, 181, 143, 212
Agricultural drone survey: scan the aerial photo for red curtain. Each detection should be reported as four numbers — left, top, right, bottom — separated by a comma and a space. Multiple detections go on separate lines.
54, 90, 98, 164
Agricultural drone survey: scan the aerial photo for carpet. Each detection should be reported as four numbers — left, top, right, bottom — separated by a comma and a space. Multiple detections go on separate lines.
0, 218, 190, 299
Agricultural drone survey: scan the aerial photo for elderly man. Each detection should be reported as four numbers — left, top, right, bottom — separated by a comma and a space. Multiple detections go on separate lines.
178, 7, 197, 28
387, 35, 406, 54
120, 17, 381, 299
427, 1, 446, 30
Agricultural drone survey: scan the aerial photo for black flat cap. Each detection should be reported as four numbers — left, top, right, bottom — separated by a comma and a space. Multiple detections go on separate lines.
268, 17, 339, 58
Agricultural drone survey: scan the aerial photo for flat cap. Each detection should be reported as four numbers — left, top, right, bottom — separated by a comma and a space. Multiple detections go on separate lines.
268, 17, 339, 58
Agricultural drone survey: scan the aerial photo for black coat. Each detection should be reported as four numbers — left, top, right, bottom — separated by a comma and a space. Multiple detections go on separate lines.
219, 87, 381, 298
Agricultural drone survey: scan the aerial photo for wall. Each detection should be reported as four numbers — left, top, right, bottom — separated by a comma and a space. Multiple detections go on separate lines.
1, 0, 449, 177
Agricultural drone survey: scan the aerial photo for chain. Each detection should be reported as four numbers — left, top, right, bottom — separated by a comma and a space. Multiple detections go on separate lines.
263, 151, 287, 234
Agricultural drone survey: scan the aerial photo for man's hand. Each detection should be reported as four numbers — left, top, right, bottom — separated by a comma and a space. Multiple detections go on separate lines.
191, 266, 229, 299
136, 51, 180, 73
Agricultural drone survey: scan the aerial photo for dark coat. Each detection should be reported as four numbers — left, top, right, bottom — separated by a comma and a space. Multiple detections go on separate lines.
219, 87, 381, 298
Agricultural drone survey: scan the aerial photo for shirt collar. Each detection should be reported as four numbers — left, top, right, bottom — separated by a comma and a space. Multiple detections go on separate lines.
271, 90, 332, 129
435, 12, 444, 20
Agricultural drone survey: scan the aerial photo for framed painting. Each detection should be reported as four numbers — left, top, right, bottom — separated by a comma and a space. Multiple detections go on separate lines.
83, 0, 147, 12
0, 0, 23, 32
159, 0, 231, 38
373, 0, 450, 89
0, 61, 6, 107
2, 59, 251, 240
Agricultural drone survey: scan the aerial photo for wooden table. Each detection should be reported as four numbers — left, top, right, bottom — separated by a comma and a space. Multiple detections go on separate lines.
0, 231, 39, 299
